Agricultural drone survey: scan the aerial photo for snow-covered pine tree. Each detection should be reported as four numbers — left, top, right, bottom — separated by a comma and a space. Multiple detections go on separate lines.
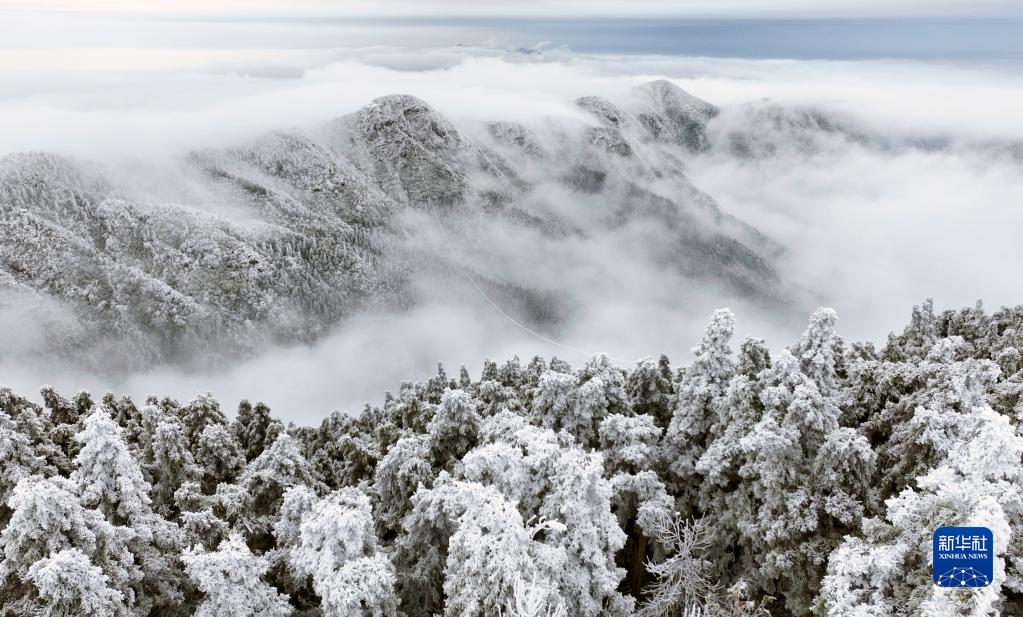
372, 434, 434, 540
239, 433, 320, 547
0, 411, 47, 521
0, 476, 140, 615
695, 336, 771, 583
663, 309, 736, 516
183, 533, 292, 617
26, 548, 124, 617
195, 423, 245, 494
626, 355, 675, 428
288, 488, 397, 617
234, 400, 284, 462
73, 408, 153, 525
146, 414, 202, 518
427, 389, 481, 470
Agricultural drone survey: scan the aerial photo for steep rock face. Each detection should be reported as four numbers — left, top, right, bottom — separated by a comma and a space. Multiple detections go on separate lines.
326, 94, 527, 209
569, 92, 781, 265
575, 96, 637, 158
0, 83, 792, 372
328, 94, 471, 206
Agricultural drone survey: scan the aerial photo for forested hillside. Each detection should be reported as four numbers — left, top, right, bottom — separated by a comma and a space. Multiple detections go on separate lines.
0, 82, 785, 374
2, 300, 1022, 616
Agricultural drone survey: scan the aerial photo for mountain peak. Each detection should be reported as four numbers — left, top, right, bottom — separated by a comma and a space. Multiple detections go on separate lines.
341, 94, 468, 205
635, 79, 717, 117
632, 80, 718, 151
358, 94, 462, 150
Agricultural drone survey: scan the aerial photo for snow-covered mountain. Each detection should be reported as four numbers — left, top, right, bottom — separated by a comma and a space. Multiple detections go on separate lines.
0, 81, 788, 372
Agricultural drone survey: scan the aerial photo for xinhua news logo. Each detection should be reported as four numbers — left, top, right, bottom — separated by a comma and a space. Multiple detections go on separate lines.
933, 527, 993, 588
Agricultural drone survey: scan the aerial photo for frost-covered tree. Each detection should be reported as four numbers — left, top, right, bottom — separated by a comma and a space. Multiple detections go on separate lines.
269, 484, 323, 608
663, 309, 736, 513
180, 508, 230, 553
597, 410, 670, 594
40, 386, 91, 427
476, 378, 524, 417
103, 393, 145, 454
1, 299, 1022, 615
626, 355, 675, 428
146, 416, 201, 518
883, 298, 939, 362
383, 382, 437, 437
72, 408, 187, 615
288, 488, 397, 617
242, 433, 319, 514
73, 409, 153, 525
0, 411, 47, 521
305, 411, 381, 490
41, 387, 90, 475
274, 485, 319, 551
427, 389, 481, 469
695, 337, 771, 582
195, 423, 244, 493
636, 516, 713, 617
820, 402, 1023, 616
791, 307, 842, 397
454, 416, 632, 617
234, 400, 284, 462
393, 475, 477, 617
504, 575, 568, 617
177, 393, 228, 452
372, 434, 434, 540
0, 388, 68, 477
183, 533, 292, 617
0, 476, 140, 614
572, 379, 613, 449
609, 470, 674, 597
532, 371, 579, 438
599, 413, 662, 474
533, 353, 631, 449
26, 548, 124, 617
873, 344, 1002, 498
75, 407, 191, 614
443, 484, 566, 617
736, 349, 871, 614
544, 445, 632, 617
578, 354, 630, 417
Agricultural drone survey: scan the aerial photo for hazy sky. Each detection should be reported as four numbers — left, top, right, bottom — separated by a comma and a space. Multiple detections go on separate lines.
3, 0, 1022, 18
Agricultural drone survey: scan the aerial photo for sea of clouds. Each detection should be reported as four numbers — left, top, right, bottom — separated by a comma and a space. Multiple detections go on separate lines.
2, 12, 1023, 422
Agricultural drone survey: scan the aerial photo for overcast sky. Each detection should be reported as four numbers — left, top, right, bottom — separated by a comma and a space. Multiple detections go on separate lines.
4, 0, 1023, 18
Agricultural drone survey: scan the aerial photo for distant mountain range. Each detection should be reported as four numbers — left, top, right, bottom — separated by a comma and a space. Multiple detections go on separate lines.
0, 80, 794, 373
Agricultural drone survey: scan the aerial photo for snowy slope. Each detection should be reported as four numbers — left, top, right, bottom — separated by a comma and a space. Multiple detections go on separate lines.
0, 81, 789, 371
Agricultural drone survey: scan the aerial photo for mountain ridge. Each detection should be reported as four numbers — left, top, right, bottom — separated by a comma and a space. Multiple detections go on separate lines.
0, 81, 791, 373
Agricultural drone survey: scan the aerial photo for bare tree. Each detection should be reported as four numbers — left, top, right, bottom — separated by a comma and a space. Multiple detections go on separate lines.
501, 575, 567, 617
636, 515, 714, 617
